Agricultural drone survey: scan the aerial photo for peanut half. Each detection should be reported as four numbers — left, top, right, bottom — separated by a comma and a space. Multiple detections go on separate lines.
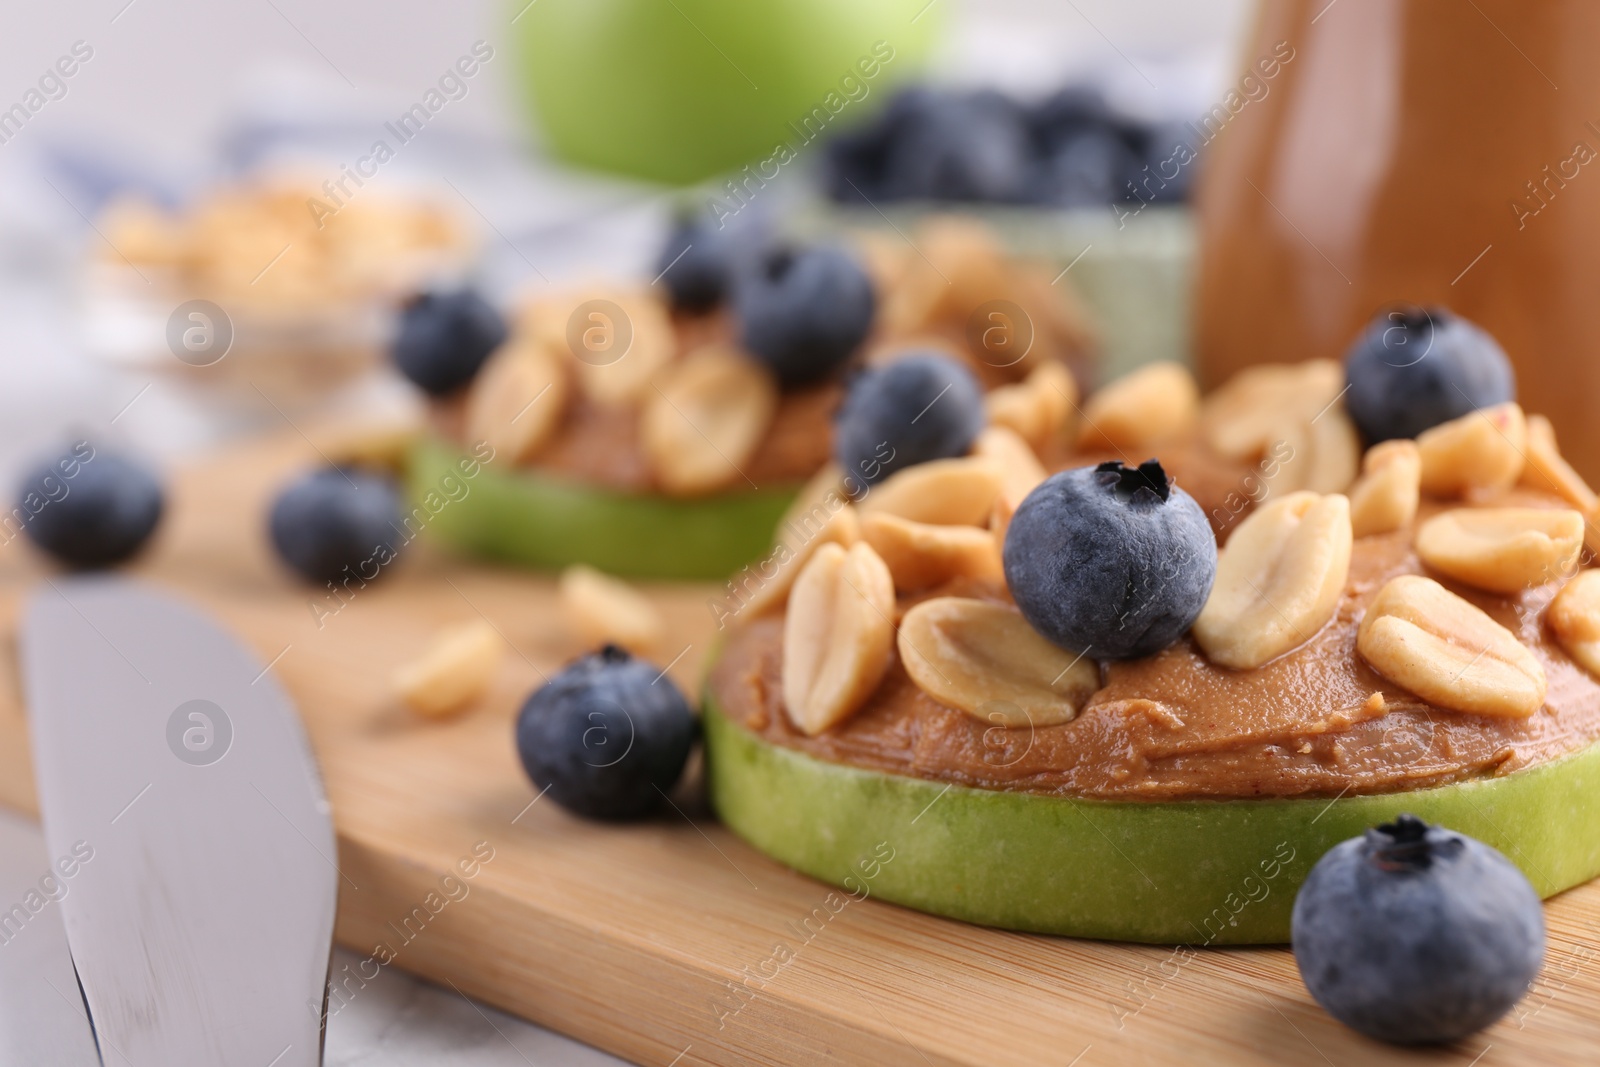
1193, 492, 1353, 670
1077, 360, 1200, 453
861, 513, 1003, 592
642, 345, 777, 496
1417, 402, 1526, 499
1549, 570, 1600, 679
1415, 507, 1584, 594
1199, 360, 1342, 461
1520, 414, 1598, 511
466, 341, 570, 465
564, 289, 674, 407
1266, 403, 1362, 495
1357, 574, 1545, 718
781, 542, 896, 735
1519, 414, 1600, 557
394, 620, 504, 718
984, 361, 1077, 455
858, 456, 1004, 527
1348, 440, 1422, 537
897, 597, 1099, 727
734, 502, 861, 622
558, 565, 665, 655
971, 425, 1048, 513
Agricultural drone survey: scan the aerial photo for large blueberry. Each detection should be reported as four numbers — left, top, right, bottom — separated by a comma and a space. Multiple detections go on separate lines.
1292, 815, 1544, 1044
880, 90, 1033, 203
1344, 307, 1515, 443
515, 645, 697, 821
655, 213, 735, 313
18, 444, 163, 568
735, 244, 875, 388
391, 289, 507, 396
268, 467, 403, 585
833, 352, 985, 488
1003, 460, 1216, 659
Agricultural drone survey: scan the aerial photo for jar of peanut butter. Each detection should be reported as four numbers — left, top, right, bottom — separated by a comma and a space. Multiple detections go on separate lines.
1195, 0, 1600, 479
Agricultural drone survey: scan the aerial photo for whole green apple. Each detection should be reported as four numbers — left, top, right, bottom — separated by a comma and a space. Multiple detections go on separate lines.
510, 0, 941, 184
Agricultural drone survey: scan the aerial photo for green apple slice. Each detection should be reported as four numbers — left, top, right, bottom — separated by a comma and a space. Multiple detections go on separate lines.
704, 697, 1600, 944
408, 438, 797, 580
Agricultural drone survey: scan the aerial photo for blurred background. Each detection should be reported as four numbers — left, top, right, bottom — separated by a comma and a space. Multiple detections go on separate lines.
0, 0, 1253, 478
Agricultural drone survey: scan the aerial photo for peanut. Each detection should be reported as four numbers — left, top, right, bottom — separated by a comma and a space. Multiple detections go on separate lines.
1199, 360, 1342, 463
734, 503, 861, 622
1076, 361, 1199, 453
861, 513, 1003, 592
1549, 570, 1600, 679
1415, 507, 1584, 594
1416, 403, 1526, 499
1193, 492, 1353, 669
394, 620, 503, 718
1348, 440, 1422, 537
781, 542, 896, 735
984, 361, 1077, 454
971, 425, 1047, 512
641, 345, 777, 496
897, 597, 1099, 727
858, 457, 1004, 527
1357, 574, 1545, 718
1266, 404, 1362, 495
558, 565, 665, 655
563, 288, 675, 407
466, 341, 569, 465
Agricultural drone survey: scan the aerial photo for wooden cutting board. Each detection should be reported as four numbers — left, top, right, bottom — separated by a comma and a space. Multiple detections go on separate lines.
1, 429, 1597, 1067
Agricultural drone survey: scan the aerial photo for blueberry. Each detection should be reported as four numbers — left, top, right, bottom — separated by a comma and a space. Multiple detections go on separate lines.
1038, 128, 1138, 207
268, 467, 403, 585
1344, 307, 1515, 443
391, 289, 507, 397
735, 244, 875, 388
1002, 460, 1216, 659
1292, 814, 1544, 1044
833, 352, 985, 488
1025, 85, 1117, 155
655, 213, 735, 313
1128, 123, 1200, 204
18, 444, 163, 568
880, 90, 1033, 203
515, 645, 697, 821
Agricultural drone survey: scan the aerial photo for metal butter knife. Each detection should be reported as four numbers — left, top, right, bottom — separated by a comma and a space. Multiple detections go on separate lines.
0, 812, 101, 1065
21, 577, 337, 1067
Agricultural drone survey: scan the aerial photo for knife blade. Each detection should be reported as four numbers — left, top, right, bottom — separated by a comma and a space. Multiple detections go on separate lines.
21, 576, 337, 1067
0, 809, 102, 1066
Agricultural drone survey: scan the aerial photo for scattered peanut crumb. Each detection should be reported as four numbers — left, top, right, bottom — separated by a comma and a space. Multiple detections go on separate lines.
395, 620, 503, 718
558, 565, 664, 655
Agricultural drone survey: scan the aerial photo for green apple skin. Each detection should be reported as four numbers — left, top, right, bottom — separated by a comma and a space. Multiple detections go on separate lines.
409, 438, 796, 580
704, 699, 1600, 944
509, 0, 941, 184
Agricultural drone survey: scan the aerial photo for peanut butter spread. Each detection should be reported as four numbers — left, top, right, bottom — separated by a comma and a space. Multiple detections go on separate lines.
709, 482, 1600, 800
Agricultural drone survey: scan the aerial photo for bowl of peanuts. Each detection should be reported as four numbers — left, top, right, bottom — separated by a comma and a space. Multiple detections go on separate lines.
82, 176, 476, 412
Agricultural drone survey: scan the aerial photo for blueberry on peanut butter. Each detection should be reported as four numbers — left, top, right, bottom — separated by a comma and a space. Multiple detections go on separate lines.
1002, 459, 1215, 659
833, 352, 985, 488
1344, 306, 1514, 443
1292, 814, 1544, 1045
392, 288, 507, 397
655, 212, 736, 314
735, 244, 875, 387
